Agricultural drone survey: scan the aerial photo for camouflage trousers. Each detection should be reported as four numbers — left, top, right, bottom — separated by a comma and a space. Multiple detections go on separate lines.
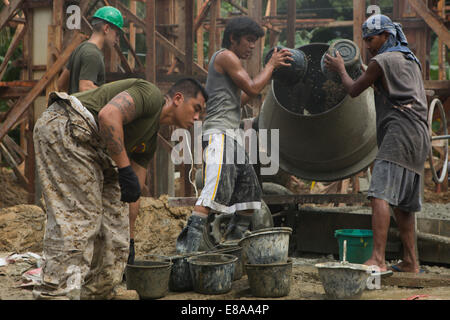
32, 97, 129, 300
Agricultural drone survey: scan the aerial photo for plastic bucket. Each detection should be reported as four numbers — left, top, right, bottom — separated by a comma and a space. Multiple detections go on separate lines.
238, 227, 292, 265
212, 245, 243, 280
315, 262, 370, 300
334, 229, 373, 264
168, 252, 206, 292
187, 253, 237, 295
126, 259, 172, 299
245, 258, 293, 298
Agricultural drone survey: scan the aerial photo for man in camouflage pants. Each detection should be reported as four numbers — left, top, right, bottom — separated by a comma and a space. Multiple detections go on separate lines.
33, 78, 207, 299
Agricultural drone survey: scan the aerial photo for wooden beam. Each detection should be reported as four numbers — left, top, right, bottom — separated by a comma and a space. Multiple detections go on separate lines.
208, 0, 218, 61
168, 193, 370, 207
437, 0, 446, 80
353, 0, 365, 63
185, 0, 194, 75
128, 0, 136, 69
247, 0, 263, 116
146, 0, 156, 83
122, 33, 144, 70
0, 23, 25, 80
0, 32, 87, 143
196, 0, 205, 68
382, 272, 450, 288
156, 30, 208, 76
193, 0, 212, 32
224, 0, 248, 15
287, 0, 296, 48
406, 0, 450, 48
269, 0, 278, 47
0, 0, 23, 30
113, 0, 207, 76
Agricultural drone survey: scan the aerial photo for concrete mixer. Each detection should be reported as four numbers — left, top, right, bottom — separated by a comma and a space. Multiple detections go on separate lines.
258, 41, 377, 182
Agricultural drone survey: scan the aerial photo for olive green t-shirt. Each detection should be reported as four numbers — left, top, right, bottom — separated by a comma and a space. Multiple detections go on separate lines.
73, 78, 165, 168
66, 41, 105, 94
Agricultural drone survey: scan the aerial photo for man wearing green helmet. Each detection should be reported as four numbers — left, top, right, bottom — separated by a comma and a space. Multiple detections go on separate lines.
57, 6, 124, 94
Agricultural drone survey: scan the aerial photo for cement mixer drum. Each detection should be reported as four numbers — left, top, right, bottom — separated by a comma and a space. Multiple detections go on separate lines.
259, 43, 377, 182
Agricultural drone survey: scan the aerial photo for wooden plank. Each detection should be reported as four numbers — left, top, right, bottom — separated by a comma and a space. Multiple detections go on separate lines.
268, 0, 278, 47
207, 0, 217, 61
382, 272, 450, 288
406, 0, 450, 48
3, 134, 26, 159
286, 0, 296, 48
224, 0, 247, 15
168, 193, 370, 207
113, 0, 207, 76
146, 0, 156, 83
196, 0, 204, 68
0, 0, 23, 30
0, 23, 25, 80
247, 0, 263, 117
184, 0, 194, 75
0, 86, 31, 98
128, 0, 136, 69
193, 0, 212, 32
122, 33, 144, 70
437, 0, 446, 80
353, 0, 365, 63
0, 32, 87, 143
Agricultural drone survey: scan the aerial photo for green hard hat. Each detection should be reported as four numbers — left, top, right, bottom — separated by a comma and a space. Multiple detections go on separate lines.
92, 6, 124, 32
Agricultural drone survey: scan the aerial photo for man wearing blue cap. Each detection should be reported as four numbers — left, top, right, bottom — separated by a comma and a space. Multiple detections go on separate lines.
324, 14, 430, 274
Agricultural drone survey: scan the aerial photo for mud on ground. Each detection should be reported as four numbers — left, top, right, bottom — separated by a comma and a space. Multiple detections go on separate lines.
0, 167, 449, 300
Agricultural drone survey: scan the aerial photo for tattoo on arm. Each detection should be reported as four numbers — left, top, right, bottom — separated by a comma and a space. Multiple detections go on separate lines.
108, 92, 137, 124
99, 123, 124, 156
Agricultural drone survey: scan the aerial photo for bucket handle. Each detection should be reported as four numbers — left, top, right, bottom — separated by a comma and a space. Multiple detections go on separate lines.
343, 240, 347, 263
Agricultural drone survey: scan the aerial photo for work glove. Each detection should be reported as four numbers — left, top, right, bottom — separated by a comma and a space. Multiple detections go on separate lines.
118, 165, 141, 203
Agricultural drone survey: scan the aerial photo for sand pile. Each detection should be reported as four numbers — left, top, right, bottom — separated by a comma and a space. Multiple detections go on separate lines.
0, 205, 45, 253
0, 195, 192, 256
0, 168, 29, 209
131, 195, 191, 257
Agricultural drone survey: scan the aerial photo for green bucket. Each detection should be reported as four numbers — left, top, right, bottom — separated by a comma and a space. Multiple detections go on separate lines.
334, 229, 373, 264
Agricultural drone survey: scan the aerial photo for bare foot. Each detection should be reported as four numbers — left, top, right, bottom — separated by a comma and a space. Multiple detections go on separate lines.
364, 258, 388, 272
390, 261, 420, 273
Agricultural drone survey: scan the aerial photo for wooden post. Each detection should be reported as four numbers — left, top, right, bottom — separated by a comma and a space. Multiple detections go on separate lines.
437, 0, 446, 80
247, 0, 263, 117
208, 0, 218, 61
128, 0, 136, 69
185, 0, 194, 75
353, 0, 365, 61
287, 0, 295, 48
269, 0, 278, 48
196, 0, 204, 68
146, 0, 156, 83
214, 0, 221, 52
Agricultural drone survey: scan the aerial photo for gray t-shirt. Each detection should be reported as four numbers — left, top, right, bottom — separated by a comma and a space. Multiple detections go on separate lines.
371, 51, 430, 174
203, 49, 242, 138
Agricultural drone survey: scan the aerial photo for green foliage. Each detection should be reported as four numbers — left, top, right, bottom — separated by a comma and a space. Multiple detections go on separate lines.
430, 36, 449, 80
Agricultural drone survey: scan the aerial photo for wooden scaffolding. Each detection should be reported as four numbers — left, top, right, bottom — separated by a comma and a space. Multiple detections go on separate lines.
0, 0, 449, 205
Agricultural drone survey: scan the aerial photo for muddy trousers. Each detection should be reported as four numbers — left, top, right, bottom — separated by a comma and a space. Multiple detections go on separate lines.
32, 102, 129, 300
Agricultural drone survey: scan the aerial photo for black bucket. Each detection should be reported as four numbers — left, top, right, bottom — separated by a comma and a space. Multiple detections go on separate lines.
168, 252, 206, 292
320, 39, 362, 83
187, 253, 237, 295
212, 244, 243, 280
264, 46, 308, 85
126, 259, 172, 299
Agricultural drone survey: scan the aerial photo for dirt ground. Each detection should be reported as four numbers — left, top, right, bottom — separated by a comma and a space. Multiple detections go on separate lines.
0, 167, 449, 300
